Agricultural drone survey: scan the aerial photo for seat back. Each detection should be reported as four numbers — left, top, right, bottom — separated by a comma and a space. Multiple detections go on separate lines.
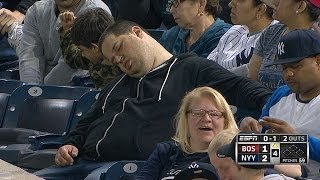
69, 90, 99, 132
2, 84, 90, 128
17, 98, 77, 134
0, 79, 24, 93
100, 161, 145, 180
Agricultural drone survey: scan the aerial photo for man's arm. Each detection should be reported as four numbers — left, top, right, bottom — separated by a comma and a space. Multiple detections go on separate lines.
197, 59, 272, 111
63, 99, 103, 150
18, 5, 45, 83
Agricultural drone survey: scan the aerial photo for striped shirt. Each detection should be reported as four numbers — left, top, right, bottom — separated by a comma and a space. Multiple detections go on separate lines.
207, 21, 277, 77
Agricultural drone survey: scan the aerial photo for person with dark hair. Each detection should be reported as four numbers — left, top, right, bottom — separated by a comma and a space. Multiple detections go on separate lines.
160, 0, 231, 58
59, 8, 121, 89
208, 0, 276, 77
248, 0, 320, 91
241, 29, 320, 178
35, 20, 272, 180
0, 0, 38, 71
18, 0, 111, 85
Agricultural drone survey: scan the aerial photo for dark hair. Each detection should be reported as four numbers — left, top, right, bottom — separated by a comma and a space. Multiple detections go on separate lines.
70, 8, 114, 47
305, 1, 320, 21
204, 0, 223, 17
173, 0, 222, 17
253, 0, 273, 19
293, 0, 320, 21
98, 20, 143, 52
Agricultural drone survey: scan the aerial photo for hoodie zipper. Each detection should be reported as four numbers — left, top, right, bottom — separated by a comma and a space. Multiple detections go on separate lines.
95, 76, 146, 158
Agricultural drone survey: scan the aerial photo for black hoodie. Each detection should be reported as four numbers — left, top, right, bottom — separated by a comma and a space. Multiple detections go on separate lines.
64, 53, 272, 161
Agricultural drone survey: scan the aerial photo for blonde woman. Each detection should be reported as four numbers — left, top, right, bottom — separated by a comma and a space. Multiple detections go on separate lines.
137, 86, 238, 179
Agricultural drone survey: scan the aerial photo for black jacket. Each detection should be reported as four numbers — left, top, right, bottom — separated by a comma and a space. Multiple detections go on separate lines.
64, 53, 272, 161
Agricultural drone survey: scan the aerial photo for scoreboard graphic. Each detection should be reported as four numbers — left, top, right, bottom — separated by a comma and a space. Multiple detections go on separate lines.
236, 134, 309, 165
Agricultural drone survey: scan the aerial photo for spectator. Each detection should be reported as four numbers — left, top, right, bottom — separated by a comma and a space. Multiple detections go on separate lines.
0, 0, 38, 71
208, 0, 275, 77
34, 20, 271, 179
208, 129, 296, 180
240, 29, 320, 178
160, 0, 231, 57
18, 0, 111, 85
248, 0, 320, 91
136, 87, 238, 179
59, 8, 122, 89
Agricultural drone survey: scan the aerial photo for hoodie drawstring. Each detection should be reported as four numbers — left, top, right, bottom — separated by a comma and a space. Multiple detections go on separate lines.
102, 74, 126, 114
158, 58, 178, 101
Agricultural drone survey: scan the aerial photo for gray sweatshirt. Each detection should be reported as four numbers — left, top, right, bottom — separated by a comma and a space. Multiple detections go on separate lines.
18, 0, 111, 85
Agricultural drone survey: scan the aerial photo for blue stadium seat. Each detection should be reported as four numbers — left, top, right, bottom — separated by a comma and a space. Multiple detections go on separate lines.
0, 79, 24, 93
2, 84, 91, 128
0, 68, 19, 80
5, 90, 100, 171
98, 161, 145, 180
0, 79, 24, 127
29, 90, 100, 150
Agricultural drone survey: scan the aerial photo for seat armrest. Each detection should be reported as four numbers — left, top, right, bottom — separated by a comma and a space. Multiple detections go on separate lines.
29, 134, 66, 150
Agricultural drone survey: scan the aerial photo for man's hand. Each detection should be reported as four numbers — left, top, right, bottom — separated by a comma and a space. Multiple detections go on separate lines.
259, 117, 297, 134
55, 145, 78, 166
239, 117, 262, 132
0, 9, 24, 34
59, 11, 76, 32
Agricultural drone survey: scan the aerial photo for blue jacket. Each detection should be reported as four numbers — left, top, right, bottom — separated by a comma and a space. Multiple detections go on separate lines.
160, 18, 231, 58
136, 141, 212, 180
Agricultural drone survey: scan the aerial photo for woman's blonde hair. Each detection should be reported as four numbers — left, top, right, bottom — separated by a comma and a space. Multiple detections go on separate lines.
207, 128, 240, 155
172, 86, 238, 154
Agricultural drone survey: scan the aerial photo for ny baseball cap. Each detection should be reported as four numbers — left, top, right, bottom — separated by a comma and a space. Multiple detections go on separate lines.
216, 132, 274, 169
174, 162, 219, 180
268, 29, 320, 66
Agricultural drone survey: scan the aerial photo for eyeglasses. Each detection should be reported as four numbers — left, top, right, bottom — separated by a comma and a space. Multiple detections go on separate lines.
169, 0, 186, 8
187, 109, 224, 119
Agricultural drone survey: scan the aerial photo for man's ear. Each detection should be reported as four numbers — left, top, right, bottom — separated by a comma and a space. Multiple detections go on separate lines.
132, 26, 143, 38
295, 0, 307, 14
91, 43, 99, 52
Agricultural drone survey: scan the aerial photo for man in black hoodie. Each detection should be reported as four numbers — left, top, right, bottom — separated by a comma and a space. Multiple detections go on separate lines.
36, 20, 272, 179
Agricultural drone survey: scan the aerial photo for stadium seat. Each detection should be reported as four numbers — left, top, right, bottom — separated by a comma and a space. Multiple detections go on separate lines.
0, 68, 19, 80
97, 161, 145, 180
3, 90, 99, 171
0, 79, 24, 127
0, 79, 24, 93
2, 84, 90, 128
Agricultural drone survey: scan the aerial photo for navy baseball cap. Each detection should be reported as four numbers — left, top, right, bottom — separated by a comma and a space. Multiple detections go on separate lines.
268, 29, 320, 66
174, 162, 219, 180
216, 132, 274, 169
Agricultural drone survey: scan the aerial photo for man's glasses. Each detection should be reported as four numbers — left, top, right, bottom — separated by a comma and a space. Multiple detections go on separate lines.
187, 109, 224, 119
169, 0, 186, 8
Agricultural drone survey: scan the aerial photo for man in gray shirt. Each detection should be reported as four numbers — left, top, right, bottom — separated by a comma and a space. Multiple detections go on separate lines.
18, 0, 111, 85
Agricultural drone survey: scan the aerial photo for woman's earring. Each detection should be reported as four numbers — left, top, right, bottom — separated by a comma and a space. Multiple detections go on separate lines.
199, 12, 204, 16
296, 10, 299, 14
